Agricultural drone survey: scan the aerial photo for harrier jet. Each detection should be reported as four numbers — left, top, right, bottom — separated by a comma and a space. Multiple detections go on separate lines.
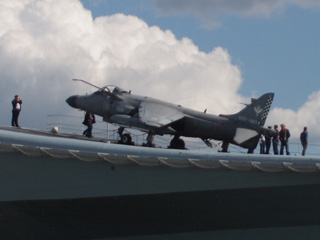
66, 79, 276, 152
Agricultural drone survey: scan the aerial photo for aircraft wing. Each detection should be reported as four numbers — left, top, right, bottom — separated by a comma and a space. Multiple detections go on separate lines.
139, 102, 184, 128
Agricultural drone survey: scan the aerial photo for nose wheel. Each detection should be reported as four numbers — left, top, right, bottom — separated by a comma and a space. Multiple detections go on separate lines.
118, 127, 133, 145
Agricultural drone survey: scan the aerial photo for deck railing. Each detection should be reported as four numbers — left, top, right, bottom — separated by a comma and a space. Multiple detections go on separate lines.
46, 114, 320, 156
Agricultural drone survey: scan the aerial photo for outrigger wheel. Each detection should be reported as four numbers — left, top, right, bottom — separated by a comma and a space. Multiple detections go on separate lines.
169, 136, 185, 149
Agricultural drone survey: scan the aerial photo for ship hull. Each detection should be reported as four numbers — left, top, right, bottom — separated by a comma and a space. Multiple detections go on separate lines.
1, 127, 320, 239
1, 152, 320, 239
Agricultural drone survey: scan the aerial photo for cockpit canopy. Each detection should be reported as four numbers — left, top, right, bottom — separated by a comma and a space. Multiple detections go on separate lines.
102, 85, 128, 94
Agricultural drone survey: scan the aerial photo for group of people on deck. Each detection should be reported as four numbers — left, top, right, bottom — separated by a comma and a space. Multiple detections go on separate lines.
260, 124, 308, 156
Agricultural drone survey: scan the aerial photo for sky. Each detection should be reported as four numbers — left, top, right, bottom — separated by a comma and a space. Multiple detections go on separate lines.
1, 0, 320, 150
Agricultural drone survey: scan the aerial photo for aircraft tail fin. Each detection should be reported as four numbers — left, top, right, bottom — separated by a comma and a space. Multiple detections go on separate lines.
220, 93, 274, 126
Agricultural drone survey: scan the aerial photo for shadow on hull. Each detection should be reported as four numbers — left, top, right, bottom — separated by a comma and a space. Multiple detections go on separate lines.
1, 184, 320, 239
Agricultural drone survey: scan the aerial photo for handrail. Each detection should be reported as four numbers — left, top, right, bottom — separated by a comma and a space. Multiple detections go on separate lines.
46, 114, 320, 155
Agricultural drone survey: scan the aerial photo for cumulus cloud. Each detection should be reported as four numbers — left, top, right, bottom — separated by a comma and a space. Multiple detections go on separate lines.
0, 0, 244, 130
155, 0, 320, 29
0, 0, 319, 145
267, 91, 320, 143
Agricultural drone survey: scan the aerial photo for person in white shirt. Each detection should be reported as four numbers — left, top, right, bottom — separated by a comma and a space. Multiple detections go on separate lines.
12, 95, 22, 127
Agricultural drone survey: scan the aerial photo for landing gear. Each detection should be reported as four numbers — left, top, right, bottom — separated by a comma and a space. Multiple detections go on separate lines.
219, 141, 229, 152
121, 133, 132, 145
118, 127, 133, 145
202, 139, 213, 148
169, 136, 185, 149
247, 148, 254, 154
145, 131, 155, 147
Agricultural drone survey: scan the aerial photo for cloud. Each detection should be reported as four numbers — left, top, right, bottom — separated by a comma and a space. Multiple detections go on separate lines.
155, 0, 320, 29
0, 0, 319, 145
267, 91, 320, 143
0, 0, 244, 130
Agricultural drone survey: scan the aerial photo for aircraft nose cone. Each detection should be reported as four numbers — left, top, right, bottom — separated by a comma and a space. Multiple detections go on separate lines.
66, 95, 78, 108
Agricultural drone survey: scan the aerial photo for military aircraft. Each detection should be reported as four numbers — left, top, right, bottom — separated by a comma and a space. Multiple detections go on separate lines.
66, 79, 276, 152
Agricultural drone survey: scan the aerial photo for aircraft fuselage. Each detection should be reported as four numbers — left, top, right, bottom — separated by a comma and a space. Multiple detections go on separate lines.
66, 87, 276, 150
67, 91, 234, 138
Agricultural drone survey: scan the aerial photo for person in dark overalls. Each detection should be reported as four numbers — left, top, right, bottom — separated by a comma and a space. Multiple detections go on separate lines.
82, 112, 95, 138
300, 126, 308, 156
